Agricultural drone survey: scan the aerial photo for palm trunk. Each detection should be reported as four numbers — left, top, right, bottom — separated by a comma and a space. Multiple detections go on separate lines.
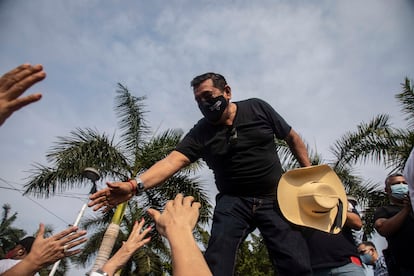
90, 202, 127, 272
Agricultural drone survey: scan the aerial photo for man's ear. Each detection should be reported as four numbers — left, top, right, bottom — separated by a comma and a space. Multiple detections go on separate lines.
16, 248, 26, 257
224, 85, 232, 99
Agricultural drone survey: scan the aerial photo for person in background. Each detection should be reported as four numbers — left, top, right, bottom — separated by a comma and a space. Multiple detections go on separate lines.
0, 236, 35, 274
357, 241, 388, 276
89, 72, 312, 276
374, 173, 414, 275
347, 195, 363, 245
0, 223, 87, 276
0, 64, 46, 126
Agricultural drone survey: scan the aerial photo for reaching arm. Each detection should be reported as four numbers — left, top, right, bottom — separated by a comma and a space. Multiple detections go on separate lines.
345, 211, 362, 230
88, 150, 191, 211
284, 128, 311, 167
138, 150, 191, 188
148, 194, 212, 276
375, 200, 411, 237
1, 224, 86, 276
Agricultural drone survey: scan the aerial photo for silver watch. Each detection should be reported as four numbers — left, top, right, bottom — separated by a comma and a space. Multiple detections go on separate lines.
135, 177, 145, 195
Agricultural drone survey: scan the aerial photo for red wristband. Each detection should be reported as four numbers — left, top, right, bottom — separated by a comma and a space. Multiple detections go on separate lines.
128, 179, 136, 194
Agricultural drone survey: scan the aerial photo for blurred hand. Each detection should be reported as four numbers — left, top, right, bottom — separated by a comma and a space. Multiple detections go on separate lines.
0, 64, 46, 126
26, 223, 87, 269
402, 194, 411, 209
88, 181, 135, 212
147, 194, 201, 239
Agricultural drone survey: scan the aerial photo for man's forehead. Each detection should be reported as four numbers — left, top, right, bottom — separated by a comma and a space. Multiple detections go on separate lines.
387, 175, 406, 183
194, 79, 214, 90
385, 175, 405, 187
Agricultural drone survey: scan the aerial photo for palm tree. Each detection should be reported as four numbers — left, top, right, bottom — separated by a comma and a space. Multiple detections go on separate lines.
23, 83, 212, 274
330, 77, 414, 236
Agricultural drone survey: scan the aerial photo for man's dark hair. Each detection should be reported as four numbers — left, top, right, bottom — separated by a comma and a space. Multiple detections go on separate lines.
190, 72, 227, 91
385, 172, 404, 185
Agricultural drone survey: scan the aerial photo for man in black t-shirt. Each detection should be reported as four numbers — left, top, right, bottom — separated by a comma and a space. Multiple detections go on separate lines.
374, 173, 414, 275
89, 72, 312, 276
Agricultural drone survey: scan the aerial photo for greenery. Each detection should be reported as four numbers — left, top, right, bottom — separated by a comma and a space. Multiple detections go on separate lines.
2, 77, 410, 274
0, 204, 26, 259
235, 232, 274, 276
23, 83, 212, 274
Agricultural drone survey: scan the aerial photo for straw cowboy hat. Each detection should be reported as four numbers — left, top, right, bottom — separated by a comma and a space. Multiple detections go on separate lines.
277, 165, 347, 234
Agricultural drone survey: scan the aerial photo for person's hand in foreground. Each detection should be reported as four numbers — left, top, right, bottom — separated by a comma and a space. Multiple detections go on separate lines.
0, 64, 46, 126
97, 218, 151, 276
88, 181, 134, 212
1, 223, 87, 276
147, 194, 212, 276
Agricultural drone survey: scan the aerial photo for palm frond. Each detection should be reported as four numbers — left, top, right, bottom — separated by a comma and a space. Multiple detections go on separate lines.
24, 128, 129, 197
276, 138, 322, 171
72, 225, 107, 267
144, 174, 212, 225
395, 77, 414, 129
383, 129, 414, 172
331, 114, 398, 168
136, 129, 183, 171
115, 83, 150, 159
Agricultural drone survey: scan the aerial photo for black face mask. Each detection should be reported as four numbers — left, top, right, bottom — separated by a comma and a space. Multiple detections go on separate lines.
198, 95, 228, 123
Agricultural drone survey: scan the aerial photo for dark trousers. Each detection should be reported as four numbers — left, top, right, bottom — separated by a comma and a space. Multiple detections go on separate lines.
204, 194, 312, 276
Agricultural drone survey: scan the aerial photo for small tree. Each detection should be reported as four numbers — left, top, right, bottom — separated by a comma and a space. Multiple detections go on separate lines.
0, 204, 25, 258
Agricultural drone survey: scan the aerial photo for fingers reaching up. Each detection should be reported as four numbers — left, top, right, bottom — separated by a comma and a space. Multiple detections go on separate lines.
147, 193, 201, 239
0, 64, 46, 126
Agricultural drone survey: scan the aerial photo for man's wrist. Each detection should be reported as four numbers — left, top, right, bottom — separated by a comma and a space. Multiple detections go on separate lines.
128, 177, 145, 196
24, 253, 44, 272
91, 269, 109, 276
134, 177, 145, 195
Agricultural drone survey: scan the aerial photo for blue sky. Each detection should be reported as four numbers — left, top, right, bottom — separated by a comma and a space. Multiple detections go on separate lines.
0, 0, 413, 274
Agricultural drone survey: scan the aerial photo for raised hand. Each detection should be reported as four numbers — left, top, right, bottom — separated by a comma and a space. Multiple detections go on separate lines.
147, 193, 201, 239
28, 223, 87, 267
147, 194, 211, 276
99, 219, 152, 275
0, 64, 46, 126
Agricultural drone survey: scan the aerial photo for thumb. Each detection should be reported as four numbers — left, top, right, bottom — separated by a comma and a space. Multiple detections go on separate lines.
106, 181, 117, 188
147, 208, 160, 222
36, 223, 45, 239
